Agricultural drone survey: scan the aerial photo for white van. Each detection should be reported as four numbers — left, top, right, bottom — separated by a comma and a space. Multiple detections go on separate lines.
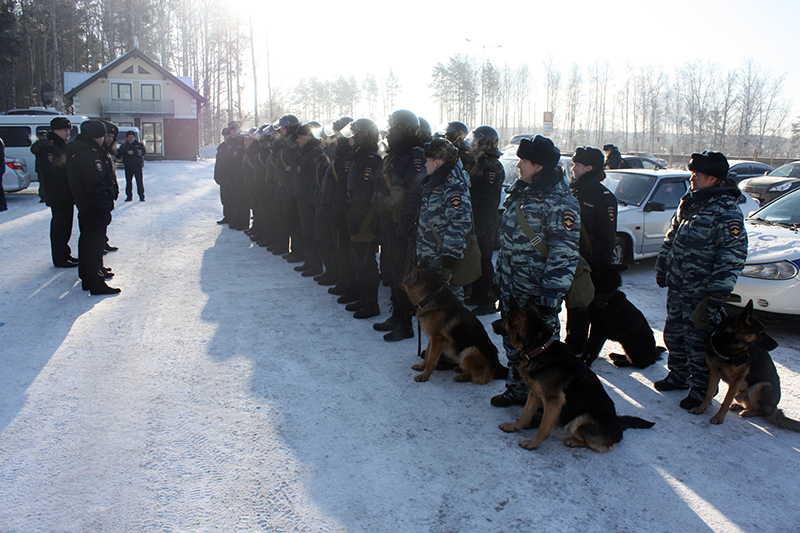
0, 111, 88, 181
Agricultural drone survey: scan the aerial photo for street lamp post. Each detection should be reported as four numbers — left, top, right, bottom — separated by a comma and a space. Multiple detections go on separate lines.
466, 38, 501, 125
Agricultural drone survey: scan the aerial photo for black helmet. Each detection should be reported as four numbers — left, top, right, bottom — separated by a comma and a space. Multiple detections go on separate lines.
418, 117, 432, 143
388, 109, 419, 132
445, 121, 469, 144
277, 114, 301, 129
424, 138, 458, 164
471, 125, 501, 156
342, 118, 379, 148
333, 116, 353, 132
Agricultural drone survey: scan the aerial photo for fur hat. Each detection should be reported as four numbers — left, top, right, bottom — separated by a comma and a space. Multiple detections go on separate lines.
50, 117, 71, 131
517, 135, 560, 169
80, 120, 106, 138
126, 130, 137, 138
602, 143, 617, 152
424, 138, 458, 163
572, 146, 605, 170
688, 150, 729, 180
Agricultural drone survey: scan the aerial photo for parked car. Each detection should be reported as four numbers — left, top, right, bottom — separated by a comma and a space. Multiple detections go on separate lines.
0, 111, 84, 181
727, 187, 800, 315
625, 152, 668, 167
500, 133, 535, 151
726, 159, 773, 184
2, 157, 31, 192
739, 161, 800, 205
622, 155, 666, 170
603, 169, 760, 266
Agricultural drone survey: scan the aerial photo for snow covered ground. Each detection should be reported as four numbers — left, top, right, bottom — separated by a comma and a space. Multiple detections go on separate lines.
1, 160, 799, 532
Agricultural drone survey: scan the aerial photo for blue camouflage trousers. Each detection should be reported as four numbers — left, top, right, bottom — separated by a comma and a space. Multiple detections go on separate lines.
663, 288, 720, 400
503, 309, 560, 398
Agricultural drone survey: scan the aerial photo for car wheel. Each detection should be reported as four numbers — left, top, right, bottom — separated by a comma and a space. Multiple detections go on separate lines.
612, 235, 629, 266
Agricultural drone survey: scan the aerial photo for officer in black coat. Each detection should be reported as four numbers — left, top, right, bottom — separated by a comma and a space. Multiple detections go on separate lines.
273, 115, 302, 261
293, 122, 326, 276
35, 117, 77, 267
66, 120, 119, 295
468, 125, 505, 315
0, 137, 7, 212
565, 146, 618, 354
119, 130, 146, 201
214, 127, 231, 224
344, 118, 382, 319
372, 110, 426, 341
225, 121, 248, 230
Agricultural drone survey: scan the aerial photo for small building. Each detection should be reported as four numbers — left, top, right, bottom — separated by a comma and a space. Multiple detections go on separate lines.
63, 48, 206, 160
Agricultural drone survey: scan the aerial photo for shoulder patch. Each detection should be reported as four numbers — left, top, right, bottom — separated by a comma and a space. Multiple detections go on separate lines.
313, 156, 320, 167
449, 192, 463, 209
488, 172, 496, 183
47, 153, 54, 163
296, 165, 302, 174
728, 219, 743, 239
413, 159, 423, 172
607, 206, 616, 221
95, 160, 103, 172
344, 161, 352, 172
563, 210, 577, 231
363, 167, 373, 180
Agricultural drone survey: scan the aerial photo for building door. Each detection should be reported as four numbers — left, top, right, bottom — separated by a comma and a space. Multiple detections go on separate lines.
141, 122, 163, 155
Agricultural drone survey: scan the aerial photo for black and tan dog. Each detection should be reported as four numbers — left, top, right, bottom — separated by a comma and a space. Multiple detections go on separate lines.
581, 263, 665, 368
493, 297, 654, 452
690, 300, 800, 431
402, 262, 507, 384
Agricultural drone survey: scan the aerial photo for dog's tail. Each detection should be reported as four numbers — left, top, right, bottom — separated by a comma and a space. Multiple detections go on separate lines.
766, 409, 800, 432
619, 416, 655, 430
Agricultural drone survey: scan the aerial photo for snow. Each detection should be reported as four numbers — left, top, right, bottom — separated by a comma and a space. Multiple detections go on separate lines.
2, 160, 799, 532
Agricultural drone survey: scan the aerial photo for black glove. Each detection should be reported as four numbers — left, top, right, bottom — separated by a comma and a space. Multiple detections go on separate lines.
539, 305, 560, 316
707, 291, 726, 309
656, 271, 667, 288
441, 255, 458, 270
347, 223, 359, 236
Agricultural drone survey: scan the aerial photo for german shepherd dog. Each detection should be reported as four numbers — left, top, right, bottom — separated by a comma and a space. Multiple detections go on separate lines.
401, 262, 507, 384
690, 300, 800, 431
581, 263, 665, 368
493, 297, 654, 452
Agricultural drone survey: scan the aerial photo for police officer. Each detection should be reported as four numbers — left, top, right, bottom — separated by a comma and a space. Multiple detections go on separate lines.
373, 110, 426, 341
654, 150, 747, 411
36, 117, 77, 267
491, 135, 580, 407
225, 121, 248, 231
564, 146, 617, 355
343, 118, 382, 319
66, 120, 119, 295
215, 127, 231, 225
603, 143, 625, 170
467, 125, 505, 315
273, 115, 303, 261
444, 121, 473, 174
415, 138, 473, 301
119, 130, 146, 201
293, 122, 326, 277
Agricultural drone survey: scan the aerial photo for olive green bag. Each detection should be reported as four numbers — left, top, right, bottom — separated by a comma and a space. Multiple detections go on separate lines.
514, 203, 595, 309
427, 218, 482, 287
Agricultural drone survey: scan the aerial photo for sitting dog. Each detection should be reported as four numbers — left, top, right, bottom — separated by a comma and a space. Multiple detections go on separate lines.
402, 262, 507, 384
690, 300, 800, 431
493, 297, 654, 452
581, 263, 665, 368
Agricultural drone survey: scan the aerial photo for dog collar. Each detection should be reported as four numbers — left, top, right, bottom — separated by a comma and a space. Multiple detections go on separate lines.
416, 286, 446, 310
709, 330, 750, 363
520, 331, 559, 361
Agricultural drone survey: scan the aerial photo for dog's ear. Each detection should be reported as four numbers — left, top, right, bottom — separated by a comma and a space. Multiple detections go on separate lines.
741, 300, 755, 326
509, 295, 521, 314
418, 259, 430, 271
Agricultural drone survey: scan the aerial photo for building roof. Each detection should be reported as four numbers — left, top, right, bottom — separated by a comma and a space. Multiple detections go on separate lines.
63, 48, 207, 104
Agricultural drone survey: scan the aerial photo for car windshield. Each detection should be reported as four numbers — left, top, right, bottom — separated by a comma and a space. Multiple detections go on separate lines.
604, 172, 656, 206
749, 189, 800, 226
768, 163, 800, 178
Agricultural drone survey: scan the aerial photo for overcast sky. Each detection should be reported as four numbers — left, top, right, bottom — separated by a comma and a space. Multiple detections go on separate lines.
235, 0, 799, 130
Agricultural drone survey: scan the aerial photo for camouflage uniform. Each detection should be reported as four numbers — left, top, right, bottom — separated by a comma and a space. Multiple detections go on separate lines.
416, 159, 473, 300
495, 168, 581, 398
655, 179, 747, 401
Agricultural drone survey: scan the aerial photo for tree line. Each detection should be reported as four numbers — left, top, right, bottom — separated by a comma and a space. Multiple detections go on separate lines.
1, 1, 797, 158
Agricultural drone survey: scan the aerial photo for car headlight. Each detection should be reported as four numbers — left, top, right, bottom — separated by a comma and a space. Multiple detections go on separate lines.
741, 261, 799, 280
767, 182, 795, 192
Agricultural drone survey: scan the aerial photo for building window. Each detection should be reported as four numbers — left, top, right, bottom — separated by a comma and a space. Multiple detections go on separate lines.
142, 122, 162, 155
111, 83, 132, 100
141, 84, 161, 101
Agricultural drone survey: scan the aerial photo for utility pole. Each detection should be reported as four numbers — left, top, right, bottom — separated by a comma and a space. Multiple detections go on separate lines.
466, 38, 501, 125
